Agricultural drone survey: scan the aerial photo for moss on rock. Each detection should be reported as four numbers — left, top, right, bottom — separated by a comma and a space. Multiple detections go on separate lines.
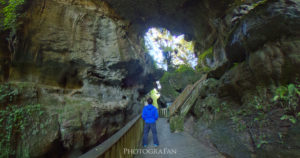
170, 115, 184, 132
159, 66, 202, 102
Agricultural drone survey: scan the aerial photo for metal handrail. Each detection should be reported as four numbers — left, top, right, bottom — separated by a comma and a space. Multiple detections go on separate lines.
79, 114, 144, 158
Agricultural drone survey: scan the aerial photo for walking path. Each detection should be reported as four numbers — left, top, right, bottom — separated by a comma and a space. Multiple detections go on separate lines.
135, 118, 224, 158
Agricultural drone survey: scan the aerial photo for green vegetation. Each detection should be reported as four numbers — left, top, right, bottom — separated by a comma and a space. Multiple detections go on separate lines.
170, 115, 184, 132
196, 66, 212, 73
0, 83, 45, 158
140, 37, 149, 53
159, 71, 178, 98
150, 89, 159, 109
196, 47, 213, 73
144, 28, 196, 68
162, 46, 173, 53
160, 65, 201, 99
0, 104, 44, 158
252, 0, 269, 9
175, 64, 194, 73
0, 0, 25, 30
273, 84, 300, 124
210, 83, 300, 149
221, 83, 299, 128
198, 47, 213, 64
0, 83, 19, 104
232, 62, 239, 68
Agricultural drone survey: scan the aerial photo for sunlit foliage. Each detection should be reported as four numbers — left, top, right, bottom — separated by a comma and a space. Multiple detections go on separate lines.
144, 28, 197, 70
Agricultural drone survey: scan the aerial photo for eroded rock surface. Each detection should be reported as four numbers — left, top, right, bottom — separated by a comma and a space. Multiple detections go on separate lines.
0, 0, 162, 157
171, 39, 300, 157
1, 0, 300, 157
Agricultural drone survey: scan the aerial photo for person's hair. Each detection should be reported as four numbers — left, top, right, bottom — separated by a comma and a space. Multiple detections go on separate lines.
147, 98, 153, 104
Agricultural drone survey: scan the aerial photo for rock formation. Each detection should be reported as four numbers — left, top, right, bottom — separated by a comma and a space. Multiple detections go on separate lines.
0, 0, 300, 157
0, 0, 161, 157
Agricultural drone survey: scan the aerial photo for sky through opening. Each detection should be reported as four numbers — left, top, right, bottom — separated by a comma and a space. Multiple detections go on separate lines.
144, 28, 198, 70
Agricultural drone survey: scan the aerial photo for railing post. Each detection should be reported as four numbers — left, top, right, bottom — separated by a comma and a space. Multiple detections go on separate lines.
159, 108, 170, 118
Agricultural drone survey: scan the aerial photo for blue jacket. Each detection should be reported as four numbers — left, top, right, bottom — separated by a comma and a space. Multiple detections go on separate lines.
142, 104, 158, 123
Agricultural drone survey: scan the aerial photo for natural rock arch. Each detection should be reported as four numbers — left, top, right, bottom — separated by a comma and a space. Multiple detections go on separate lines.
0, 0, 300, 157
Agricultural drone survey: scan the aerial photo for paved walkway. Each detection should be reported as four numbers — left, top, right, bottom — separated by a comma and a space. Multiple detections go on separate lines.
135, 118, 224, 158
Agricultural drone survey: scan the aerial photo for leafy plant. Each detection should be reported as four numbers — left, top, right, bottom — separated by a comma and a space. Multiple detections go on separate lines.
273, 83, 300, 123
256, 139, 268, 148
230, 115, 247, 132
175, 64, 194, 73
0, 83, 20, 105
0, 0, 25, 30
150, 89, 159, 108
198, 47, 213, 66
196, 66, 212, 73
199, 47, 213, 61
0, 83, 45, 158
144, 28, 196, 69
280, 115, 297, 124
0, 104, 45, 158
159, 72, 179, 98
162, 46, 173, 53
160, 64, 201, 99
209, 83, 299, 149
195, 47, 214, 73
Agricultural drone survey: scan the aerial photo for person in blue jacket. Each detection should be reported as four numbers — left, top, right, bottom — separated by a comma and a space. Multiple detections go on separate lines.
142, 98, 159, 147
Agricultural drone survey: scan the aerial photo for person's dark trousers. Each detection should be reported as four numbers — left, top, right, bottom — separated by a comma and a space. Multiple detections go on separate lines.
142, 122, 159, 145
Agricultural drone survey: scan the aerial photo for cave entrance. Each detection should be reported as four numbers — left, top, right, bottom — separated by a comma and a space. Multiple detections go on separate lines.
143, 27, 198, 108
144, 27, 197, 70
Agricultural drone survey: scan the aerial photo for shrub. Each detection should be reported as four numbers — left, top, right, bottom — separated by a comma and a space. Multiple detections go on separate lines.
0, 84, 19, 105
160, 64, 201, 100
0, 83, 45, 158
0, 104, 45, 158
175, 64, 194, 73
273, 83, 300, 123
0, 0, 25, 30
